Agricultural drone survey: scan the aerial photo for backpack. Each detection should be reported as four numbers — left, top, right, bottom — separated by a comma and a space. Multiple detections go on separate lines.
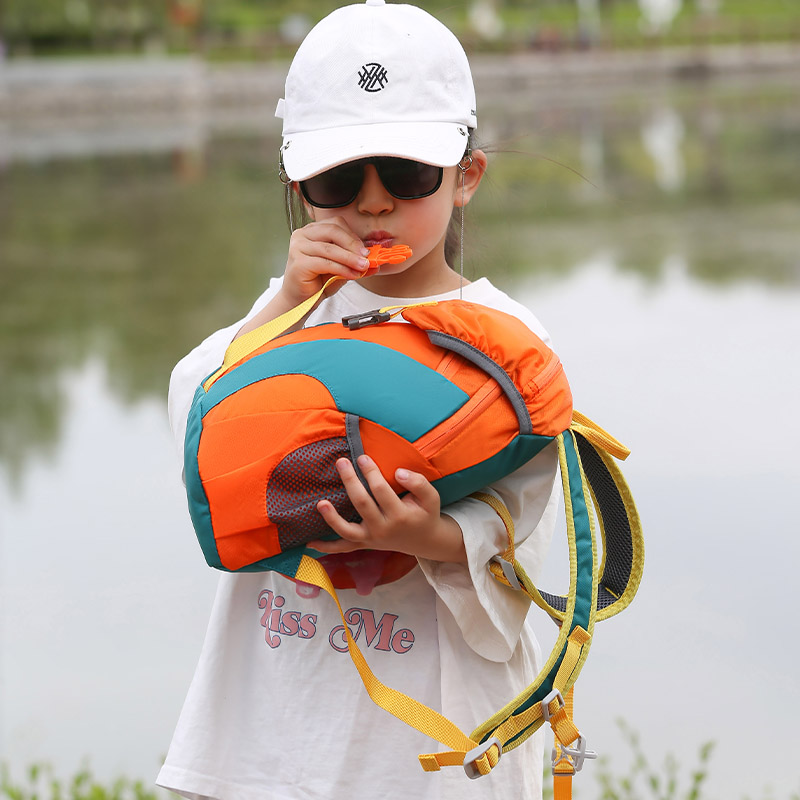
183, 277, 644, 792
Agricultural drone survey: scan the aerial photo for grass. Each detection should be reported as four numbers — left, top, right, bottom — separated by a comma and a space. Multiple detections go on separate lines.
595, 721, 715, 800
5, 729, 800, 800
0, 764, 159, 800
591, 721, 800, 800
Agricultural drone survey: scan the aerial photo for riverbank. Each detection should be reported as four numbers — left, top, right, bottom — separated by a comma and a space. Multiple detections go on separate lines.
1, 42, 799, 120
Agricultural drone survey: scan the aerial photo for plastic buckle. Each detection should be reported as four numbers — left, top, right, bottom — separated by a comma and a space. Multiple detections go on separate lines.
491, 556, 521, 591
463, 737, 502, 780
541, 688, 565, 722
551, 736, 598, 773
341, 309, 392, 330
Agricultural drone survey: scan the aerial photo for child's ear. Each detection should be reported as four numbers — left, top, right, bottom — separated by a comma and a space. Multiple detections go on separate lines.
454, 148, 488, 208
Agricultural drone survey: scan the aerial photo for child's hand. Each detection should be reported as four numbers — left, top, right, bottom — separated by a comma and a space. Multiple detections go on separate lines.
310, 456, 467, 564
234, 218, 377, 340
282, 217, 377, 307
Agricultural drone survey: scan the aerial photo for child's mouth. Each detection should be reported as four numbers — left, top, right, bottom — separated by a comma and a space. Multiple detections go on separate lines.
362, 231, 394, 248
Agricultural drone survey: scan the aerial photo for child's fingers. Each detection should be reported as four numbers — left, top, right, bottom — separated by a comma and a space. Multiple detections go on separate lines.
306, 504, 364, 553
304, 241, 370, 276
297, 216, 365, 250
293, 242, 368, 280
347, 456, 437, 520
393, 466, 441, 514
312, 490, 380, 552
333, 458, 388, 526
354, 455, 405, 515
294, 220, 370, 274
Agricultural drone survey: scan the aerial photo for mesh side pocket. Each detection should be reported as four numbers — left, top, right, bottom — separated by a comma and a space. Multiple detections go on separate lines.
267, 437, 359, 552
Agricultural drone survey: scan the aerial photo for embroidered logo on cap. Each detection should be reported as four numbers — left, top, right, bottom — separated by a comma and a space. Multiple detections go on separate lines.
358, 63, 388, 92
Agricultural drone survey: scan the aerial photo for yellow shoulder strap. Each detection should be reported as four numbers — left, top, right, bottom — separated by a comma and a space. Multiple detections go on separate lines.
203, 276, 341, 391
202, 278, 438, 392
552, 686, 577, 800
293, 555, 502, 778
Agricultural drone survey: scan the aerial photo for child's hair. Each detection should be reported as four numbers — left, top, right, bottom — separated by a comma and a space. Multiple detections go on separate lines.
274, 0, 479, 263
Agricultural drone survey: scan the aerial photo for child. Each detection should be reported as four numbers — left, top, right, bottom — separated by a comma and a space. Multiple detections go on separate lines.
157, 2, 561, 798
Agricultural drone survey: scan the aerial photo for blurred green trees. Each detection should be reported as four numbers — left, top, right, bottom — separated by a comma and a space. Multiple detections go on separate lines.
1, 0, 798, 58
2, 74, 799, 482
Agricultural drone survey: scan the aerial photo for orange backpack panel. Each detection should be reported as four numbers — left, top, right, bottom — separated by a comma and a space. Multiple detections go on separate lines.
185, 300, 571, 580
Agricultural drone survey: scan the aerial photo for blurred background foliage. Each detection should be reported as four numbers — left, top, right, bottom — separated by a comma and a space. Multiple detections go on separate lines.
1, 5, 800, 798
1, 0, 799, 59
2, 71, 799, 483
3, 726, 799, 799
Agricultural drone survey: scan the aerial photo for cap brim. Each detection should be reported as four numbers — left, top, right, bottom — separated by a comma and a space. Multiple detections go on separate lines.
282, 121, 471, 181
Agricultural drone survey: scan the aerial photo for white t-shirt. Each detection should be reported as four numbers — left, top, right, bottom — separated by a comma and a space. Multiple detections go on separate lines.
157, 277, 561, 800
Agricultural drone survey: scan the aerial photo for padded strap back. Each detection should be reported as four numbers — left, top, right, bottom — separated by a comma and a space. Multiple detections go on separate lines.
530, 414, 643, 624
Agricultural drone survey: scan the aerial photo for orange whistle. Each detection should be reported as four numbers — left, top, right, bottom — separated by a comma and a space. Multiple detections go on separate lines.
366, 244, 413, 268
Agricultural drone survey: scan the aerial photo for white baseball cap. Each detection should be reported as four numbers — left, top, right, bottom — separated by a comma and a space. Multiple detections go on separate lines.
276, 0, 478, 181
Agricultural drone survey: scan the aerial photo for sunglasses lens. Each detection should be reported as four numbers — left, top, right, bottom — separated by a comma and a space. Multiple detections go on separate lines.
301, 162, 363, 208
299, 158, 444, 208
378, 159, 443, 199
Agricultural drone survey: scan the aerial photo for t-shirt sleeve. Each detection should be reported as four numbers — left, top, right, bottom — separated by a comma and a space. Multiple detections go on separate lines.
417, 443, 559, 662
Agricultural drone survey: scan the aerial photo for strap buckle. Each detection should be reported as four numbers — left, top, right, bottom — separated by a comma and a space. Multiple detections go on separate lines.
491, 556, 522, 591
551, 735, 598, 773
341, 309, 392, 330
541, 688, 565, 722
463, 737, 502, 780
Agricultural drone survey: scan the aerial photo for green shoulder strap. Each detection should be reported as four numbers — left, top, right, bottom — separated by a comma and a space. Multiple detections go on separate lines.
453, 413, 643, 770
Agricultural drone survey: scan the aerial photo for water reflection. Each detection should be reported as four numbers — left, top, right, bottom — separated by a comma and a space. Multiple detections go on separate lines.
1, 72, 800, 798
2, 75, 798, 483
0, 143, 286, 484
641, 105, 685, 192
524, 259, 800, 800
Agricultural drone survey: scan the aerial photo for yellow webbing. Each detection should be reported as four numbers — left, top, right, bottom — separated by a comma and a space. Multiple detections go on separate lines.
293, 556, 500, 776
203, 277, 341, 391
571, 410, 630, 460
552, 687, 577, 800
481, 626, 589, 750
471, 491, 516, 571
378, 301, 438, 317
554, 769, 574, 800
458, 492, 592, 754
203, 283, 440, 392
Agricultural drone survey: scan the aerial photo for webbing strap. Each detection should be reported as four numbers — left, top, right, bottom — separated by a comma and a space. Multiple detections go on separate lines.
571, 410, 629, 460
475, 491, 560, 625
203, 281, 440, 392
554, 772, 573, 800
463, 482, 592, 738
471, 491, 521, 592
203, 277, 340, 391
481, 626, 588, 750
292, 556, 501, 777
417, 424, 633, 780
553, 687, 577, 800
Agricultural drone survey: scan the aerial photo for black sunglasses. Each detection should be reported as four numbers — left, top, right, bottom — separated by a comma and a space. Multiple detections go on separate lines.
299, 157, 444, 209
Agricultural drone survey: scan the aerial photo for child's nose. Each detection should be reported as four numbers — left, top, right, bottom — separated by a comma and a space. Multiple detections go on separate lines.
357, 164, 393, 214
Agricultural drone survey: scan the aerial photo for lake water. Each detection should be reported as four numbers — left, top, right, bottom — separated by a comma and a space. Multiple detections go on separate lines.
1, 67, 799, 799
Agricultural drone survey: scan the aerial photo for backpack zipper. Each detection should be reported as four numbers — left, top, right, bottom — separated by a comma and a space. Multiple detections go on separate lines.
415, 379, 502, 458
